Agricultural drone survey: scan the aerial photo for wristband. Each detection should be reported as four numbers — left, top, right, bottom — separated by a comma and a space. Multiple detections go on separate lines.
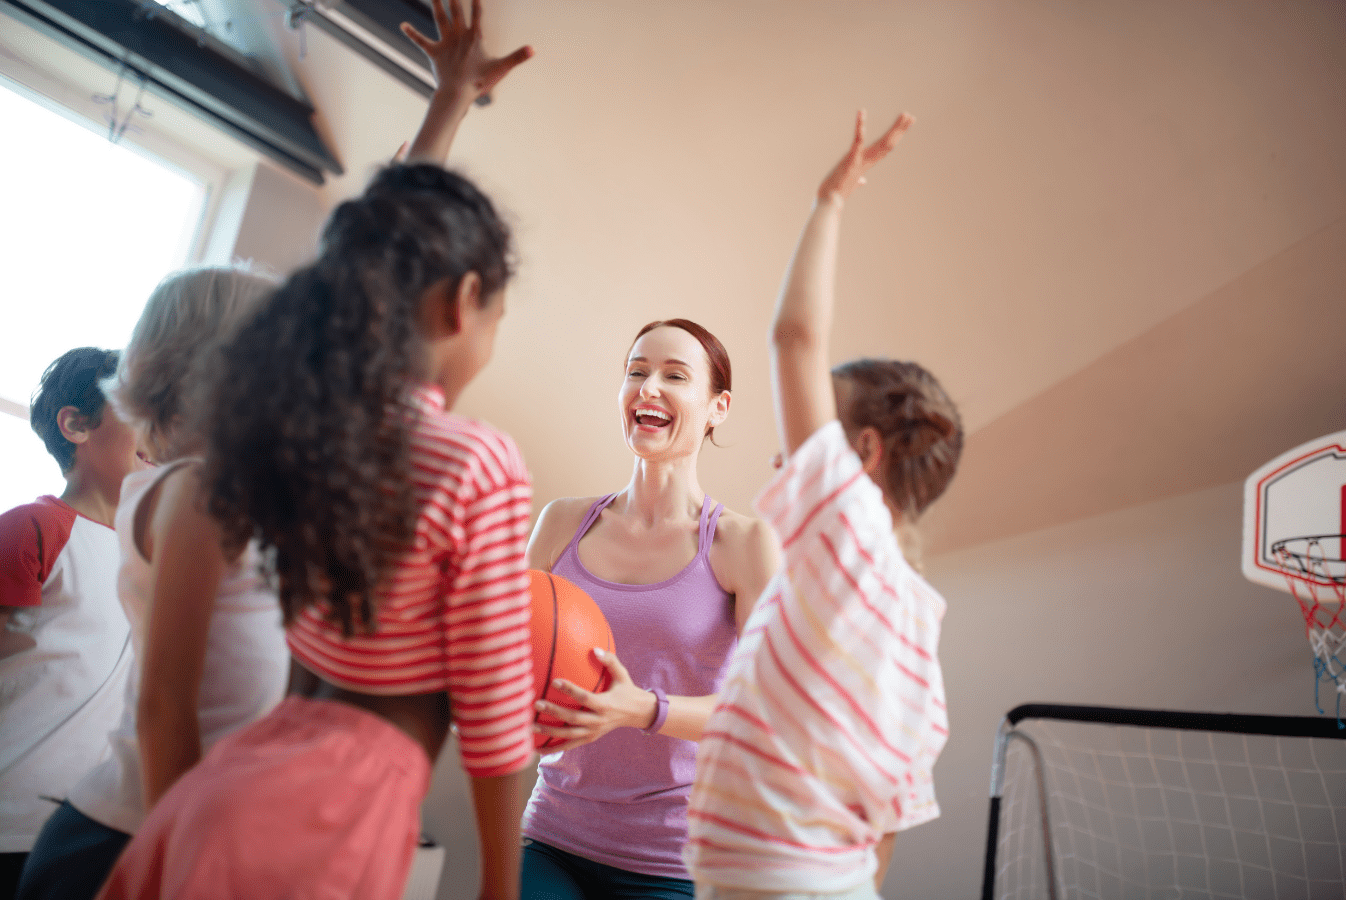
642, 687, 669, 735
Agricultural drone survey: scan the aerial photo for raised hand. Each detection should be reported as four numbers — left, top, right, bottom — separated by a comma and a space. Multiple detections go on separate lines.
817, 110, 913, 202
401, 0, 533, 163
402, 0, 533, 104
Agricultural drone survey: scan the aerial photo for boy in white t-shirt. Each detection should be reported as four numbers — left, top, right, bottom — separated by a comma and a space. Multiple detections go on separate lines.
0, 348, 147, 897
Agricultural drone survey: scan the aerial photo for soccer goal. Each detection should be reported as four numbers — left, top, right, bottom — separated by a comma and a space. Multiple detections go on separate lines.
981, 703, 1346, 900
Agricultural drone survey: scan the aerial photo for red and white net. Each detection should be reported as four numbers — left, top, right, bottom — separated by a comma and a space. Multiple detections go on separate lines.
1273, 536, 1346, 724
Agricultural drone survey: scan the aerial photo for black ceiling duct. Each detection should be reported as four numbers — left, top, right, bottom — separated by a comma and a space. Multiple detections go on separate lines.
279, 0, 438, 98
1, 0, 343, 183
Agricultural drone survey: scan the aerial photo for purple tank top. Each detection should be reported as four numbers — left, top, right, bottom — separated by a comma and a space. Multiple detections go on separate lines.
522, 493, 737, 879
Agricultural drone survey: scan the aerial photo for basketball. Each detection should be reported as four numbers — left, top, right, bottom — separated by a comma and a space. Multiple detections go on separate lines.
528, 569, 614, 750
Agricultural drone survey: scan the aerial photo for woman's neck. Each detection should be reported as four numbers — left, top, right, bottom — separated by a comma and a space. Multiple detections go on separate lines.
621, 456, 705, 525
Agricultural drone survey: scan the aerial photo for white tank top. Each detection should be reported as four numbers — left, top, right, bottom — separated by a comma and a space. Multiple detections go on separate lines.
68, 459, 288, 834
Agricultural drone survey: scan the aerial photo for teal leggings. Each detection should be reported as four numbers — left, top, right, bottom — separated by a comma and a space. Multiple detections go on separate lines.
521, 839, 694, 900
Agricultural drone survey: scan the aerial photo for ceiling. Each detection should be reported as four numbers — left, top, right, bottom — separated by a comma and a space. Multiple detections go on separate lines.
414, 1, 1346, 553
8, 0, 1346, 554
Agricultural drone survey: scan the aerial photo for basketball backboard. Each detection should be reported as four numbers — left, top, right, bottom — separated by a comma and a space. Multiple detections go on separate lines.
1243, 430, 1346, 593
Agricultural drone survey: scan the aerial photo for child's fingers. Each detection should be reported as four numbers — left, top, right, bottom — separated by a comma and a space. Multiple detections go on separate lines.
481, 45, 535, 90
446, 0, 466, 35
400, 22, 434, 53
501, 45, 535, 71
870, 112, 913, 157
845, 109, 868, 170
427, 0, 453, 39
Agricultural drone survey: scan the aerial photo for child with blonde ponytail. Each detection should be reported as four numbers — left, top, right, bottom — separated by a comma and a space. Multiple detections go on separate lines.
685, 110, 962, 898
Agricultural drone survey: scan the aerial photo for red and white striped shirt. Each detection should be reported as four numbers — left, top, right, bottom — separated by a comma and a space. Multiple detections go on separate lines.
685, 421, 948, 892
288, 384, 535, 779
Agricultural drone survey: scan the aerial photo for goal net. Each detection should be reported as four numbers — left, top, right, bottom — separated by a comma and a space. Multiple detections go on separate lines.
981, 704, 1346, 900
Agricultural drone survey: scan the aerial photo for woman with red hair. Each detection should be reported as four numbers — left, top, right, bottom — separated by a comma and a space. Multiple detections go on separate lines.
521, 318, 781, 898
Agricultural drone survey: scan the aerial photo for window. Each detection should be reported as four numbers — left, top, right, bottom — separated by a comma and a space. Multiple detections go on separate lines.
0, 78, 206, 511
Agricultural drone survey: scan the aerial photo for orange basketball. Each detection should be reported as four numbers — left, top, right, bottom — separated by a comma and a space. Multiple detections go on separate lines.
528, 569, 614, 750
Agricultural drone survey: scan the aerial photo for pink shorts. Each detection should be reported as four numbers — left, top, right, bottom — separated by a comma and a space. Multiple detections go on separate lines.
99, 696, 431, 900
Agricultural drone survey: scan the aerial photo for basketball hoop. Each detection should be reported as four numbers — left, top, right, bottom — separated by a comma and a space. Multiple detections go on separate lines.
1272, 536, 1346, 723
1242, 430, 1346, 728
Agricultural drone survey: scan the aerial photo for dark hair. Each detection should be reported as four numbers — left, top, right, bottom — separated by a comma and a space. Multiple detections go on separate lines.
203, 164, 513, 635
30, 347, 120, 473
832, 359, 962, 520
630, 318, 731, 441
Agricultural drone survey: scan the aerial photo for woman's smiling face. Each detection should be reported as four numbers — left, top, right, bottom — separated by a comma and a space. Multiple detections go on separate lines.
619, 325, 729, 463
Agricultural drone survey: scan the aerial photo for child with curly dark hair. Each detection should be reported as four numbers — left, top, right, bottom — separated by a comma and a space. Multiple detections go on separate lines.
98, 3, 535, 897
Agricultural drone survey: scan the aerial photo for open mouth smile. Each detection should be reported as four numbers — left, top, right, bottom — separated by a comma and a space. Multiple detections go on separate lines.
632, 406, 673, 431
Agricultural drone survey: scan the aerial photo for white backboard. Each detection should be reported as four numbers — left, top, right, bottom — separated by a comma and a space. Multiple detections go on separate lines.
1242, 430, 1346, 592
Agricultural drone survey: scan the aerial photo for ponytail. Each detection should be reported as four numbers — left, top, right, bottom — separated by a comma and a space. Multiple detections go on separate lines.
832, 358, 963, 521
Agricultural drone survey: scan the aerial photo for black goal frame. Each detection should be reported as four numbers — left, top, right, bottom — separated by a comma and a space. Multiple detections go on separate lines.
981, 702, 1346, 900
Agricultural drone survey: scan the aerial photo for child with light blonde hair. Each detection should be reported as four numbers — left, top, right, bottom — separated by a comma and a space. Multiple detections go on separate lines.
16, 269, 288, 900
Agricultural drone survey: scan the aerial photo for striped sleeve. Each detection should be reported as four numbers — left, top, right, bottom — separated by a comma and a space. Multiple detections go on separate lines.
441, 428, 536, 779
756, 421, 872, 558
756, 419, 947, 829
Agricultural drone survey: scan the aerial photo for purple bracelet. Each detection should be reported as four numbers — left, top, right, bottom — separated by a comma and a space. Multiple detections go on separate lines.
643, 686, 669, 735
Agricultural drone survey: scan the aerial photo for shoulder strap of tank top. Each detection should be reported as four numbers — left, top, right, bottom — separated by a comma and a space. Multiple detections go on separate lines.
559, 493, 619, 562
140, 457, 202, 503
129, 457, 204, 561
697, 495, 725, 560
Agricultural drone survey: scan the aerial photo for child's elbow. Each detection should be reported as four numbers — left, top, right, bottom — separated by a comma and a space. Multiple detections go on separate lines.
770, 320, 823, 355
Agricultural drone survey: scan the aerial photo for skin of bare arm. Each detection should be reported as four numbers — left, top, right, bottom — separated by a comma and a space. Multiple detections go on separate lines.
525, 498, 779, 748
470, 770, 527, 900
771, 110, 913, 460
875, 831, 897, 888
402, 0, 533, 165
711, 512, 781, 635
134, 462, 229, 808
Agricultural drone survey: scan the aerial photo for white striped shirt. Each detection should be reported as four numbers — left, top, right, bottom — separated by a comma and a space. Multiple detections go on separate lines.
685, 421, 948, 891
288, 384, 535, 778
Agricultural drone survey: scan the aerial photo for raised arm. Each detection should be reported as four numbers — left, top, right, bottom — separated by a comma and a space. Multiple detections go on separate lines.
402, 0, 533, 164
770, 110, 912, 458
